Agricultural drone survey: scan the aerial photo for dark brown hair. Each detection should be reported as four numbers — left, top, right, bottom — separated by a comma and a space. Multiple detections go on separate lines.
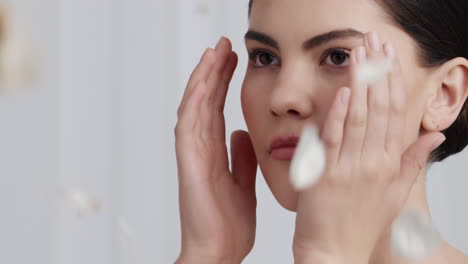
248, 0, 468, 162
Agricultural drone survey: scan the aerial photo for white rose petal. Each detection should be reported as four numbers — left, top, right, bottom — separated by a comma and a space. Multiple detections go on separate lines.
357, 58, 392, 84
0, 10, 37, 91
118, 217, 139, 263
62, 188, 101, 217
391, 210, 442, 260
290, 124, 325, 191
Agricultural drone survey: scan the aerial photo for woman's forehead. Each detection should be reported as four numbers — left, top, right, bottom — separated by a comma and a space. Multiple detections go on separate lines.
249, 0, 385, 30
248, 0, 392, 47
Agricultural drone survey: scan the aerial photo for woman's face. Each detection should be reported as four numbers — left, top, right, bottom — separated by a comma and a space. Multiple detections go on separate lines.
241, 0, 432, 211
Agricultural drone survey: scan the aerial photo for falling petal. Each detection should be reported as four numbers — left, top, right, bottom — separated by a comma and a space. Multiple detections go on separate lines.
290, 124, 325, 191
391, 210, 442, 260
118, 217, 140, 264
0, 8, 37, 91
195, 3, 210, 16
61, 188, 101, 217
357, 58, 391, 85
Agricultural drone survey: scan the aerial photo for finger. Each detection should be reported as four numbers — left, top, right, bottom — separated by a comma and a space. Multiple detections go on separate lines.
175, 81, 211, 181
385, 45, 408, 158
177, 48, 216, 117
214, 51, 238, 113
361, 32, 389, 160
176, 80, 207, 139
338, 46, 368, 168
205, 37, 233, 106
320, 87, 351, 170
204, 39, 234, 176
230, 130, 258, 192
396, 133, 446, 205
199, 79, 214, 142
197, 80, 229, 179
212, 52, 238, 145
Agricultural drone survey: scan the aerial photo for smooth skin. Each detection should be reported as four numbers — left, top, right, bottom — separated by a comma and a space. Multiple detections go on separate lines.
175, 0, 468, 263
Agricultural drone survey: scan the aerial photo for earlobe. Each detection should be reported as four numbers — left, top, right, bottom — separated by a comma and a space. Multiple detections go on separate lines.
421, 57, 468, 132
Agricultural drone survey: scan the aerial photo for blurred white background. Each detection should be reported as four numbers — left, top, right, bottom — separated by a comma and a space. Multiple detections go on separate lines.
0, 0, 466, 263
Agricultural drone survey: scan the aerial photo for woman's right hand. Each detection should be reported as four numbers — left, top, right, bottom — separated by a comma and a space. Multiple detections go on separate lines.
174, 37, 258, 264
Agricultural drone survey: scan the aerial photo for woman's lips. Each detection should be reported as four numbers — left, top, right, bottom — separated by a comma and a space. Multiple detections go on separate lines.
269, 136, 299, 160
270, 147, 296, 160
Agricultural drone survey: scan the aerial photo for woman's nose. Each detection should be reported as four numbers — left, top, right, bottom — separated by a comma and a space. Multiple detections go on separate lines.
270, 71, 315, 119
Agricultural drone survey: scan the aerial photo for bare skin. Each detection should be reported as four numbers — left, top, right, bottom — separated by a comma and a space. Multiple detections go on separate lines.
174, 0, 468, 263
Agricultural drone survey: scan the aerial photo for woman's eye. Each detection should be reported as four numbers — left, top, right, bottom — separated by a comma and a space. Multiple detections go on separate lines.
324, 49, 350, 67
249, 50, 280, 67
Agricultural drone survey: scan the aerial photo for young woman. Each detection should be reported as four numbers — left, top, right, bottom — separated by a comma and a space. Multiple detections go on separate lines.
174, 0, 468, 263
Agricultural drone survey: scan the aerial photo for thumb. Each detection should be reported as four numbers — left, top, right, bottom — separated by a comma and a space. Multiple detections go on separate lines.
230, 130, 258, 192
397, 132, 446, 203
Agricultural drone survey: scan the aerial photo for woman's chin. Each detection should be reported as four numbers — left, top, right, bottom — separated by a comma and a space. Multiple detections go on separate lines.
278, 197, 298, 212
265, 180, 298, 212
260, 161, 300, 212
266, 179, 299, 212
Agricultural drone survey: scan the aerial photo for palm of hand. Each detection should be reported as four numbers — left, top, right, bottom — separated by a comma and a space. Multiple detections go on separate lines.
176, 37, 258, 262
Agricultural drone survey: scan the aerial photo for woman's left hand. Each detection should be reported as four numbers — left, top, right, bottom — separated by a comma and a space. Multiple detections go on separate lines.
292, 32, 446, 264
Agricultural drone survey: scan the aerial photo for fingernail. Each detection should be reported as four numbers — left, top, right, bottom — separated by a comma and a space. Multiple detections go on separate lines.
356, 46, 366, 64
369, 32, 381, 51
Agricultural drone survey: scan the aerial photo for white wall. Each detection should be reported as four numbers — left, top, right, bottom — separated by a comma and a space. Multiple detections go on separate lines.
0, 1, 59, 263
56, 0, 115, 263
0, 1, 466, 264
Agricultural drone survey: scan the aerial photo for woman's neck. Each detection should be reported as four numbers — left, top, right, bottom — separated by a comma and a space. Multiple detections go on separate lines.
369, 168, 466, 264
369, 167, 428, 263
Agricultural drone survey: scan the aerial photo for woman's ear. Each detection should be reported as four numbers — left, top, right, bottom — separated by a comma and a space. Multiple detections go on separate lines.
422, 57, 468, 132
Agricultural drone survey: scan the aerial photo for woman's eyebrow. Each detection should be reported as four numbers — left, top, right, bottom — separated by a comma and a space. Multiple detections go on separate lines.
244, 28, 364, 51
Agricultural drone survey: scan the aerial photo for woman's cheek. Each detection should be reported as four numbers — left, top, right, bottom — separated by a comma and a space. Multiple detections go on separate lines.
241, 73, 270, 126
241, 80, 256, 128
241, 75, 271, 160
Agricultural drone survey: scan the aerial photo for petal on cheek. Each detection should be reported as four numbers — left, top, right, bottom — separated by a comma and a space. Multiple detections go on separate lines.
289, 124, 326, 191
